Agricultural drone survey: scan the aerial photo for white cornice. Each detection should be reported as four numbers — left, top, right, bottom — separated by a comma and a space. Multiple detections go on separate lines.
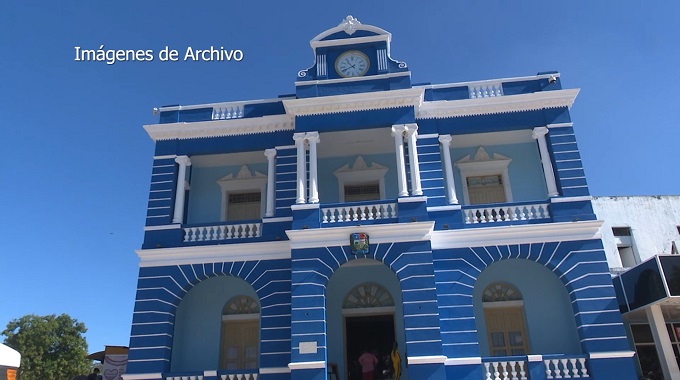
136, 240, 291, 267
431, 220, 603, 250
295, 72, 410, 86
282, 88, 424, 117
143, 114, 294, 142
416, 89, 580, 119
286, 221, 434, 249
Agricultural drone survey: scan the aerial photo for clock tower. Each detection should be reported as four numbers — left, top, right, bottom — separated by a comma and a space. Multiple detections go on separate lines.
296, 15, 411, 98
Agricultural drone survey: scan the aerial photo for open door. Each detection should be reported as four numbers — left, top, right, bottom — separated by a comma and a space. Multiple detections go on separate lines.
345, 315, 395, 380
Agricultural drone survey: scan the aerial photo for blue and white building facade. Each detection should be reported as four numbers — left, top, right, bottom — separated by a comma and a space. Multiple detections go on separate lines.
124, 16, 637, 380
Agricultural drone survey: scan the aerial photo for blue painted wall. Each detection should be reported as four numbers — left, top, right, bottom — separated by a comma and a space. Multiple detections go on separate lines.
171, 275, 259, 371
450, 141, 548, 203
473, 259, 581, 355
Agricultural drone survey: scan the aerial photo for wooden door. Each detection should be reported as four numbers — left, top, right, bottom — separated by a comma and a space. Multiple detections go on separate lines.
484, 307, 529, 356
220, 320, 259, 370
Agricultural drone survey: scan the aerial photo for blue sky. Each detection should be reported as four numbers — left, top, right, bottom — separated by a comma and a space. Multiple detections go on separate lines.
1, 1, 678, 356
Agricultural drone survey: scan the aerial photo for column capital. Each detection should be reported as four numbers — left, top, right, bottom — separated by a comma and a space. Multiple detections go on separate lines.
532, 126, 549, 139
293, 132, 307, 142
175, 155, 191, 166
391, 124, 407, 136
404, 123, 419, 136
305, 131, 320, 143
264, 148, 277, 158
438, 134, 453, 146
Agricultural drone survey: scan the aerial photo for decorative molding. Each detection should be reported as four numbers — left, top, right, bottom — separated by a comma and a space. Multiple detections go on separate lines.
407, 355, 447, 365
527, 355, 543, 362
120, 374, 163, 380
295, 71, 410, 86
427, 205, 462, 212
310, 15, 390, 49
417, 89, 580, 119
335, 156, 388, 201
291, 203, 320, 210
550, 196, 593, 203
282, 87, 423, 116
547, 122, 574, 128
455, 147, 513, 204
135, 241, 291, 267
288, 361, 326, 370
259, 367, 292, 374
262, 216, 293, 223
286, 221, 434, 249
144, 114, 294, 142
415, 73, 561, 91
397, 196, 427, 203
431, 220, 604, 249
144, 224, 181, 231
589, 351, 636, 359
444, 357, 482, 366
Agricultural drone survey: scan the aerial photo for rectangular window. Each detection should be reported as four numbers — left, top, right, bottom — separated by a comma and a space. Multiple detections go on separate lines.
467, 175, 506, 205
344, 183, 380, 202
227, 192, 261, 221
613, 227, 636, 267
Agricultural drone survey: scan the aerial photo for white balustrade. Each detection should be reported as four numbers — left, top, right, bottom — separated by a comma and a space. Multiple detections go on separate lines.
483, 361, 528, 380
321, 203, 397, 223
544, 357, 589, 378
464, 203, 550, 224
212, 103, 245, 120
219, 374, 258, 380
183, 223, 261, 242
469, 82, 503, 98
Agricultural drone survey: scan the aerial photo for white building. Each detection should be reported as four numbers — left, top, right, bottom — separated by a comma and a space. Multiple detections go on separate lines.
593, 195, 680, 379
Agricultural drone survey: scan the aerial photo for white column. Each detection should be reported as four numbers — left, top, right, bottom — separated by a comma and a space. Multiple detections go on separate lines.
306, 132, 320, 203
405, 124, 423, 196
392, 125, 409, 197
293, 133, 307, 204
172, 156, 191, 224
264, 149, 277, 217
438, 135, 459, 204
532, 127, 559, 197
646, 304, 680, 379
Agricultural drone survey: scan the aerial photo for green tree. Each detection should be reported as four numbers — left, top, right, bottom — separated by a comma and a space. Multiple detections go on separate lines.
2, 314, 91, 380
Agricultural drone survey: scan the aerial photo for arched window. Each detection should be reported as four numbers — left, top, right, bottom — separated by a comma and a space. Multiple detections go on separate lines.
220, 296, 260, 370
482, 283, 529, 356
343, 282, 395, 309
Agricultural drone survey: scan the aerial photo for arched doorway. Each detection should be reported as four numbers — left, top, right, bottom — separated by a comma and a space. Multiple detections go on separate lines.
326, 259, 405, 380
344, 282, 395, 379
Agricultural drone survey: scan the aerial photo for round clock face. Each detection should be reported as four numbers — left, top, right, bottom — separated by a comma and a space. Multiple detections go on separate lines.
335, 50, 370, 78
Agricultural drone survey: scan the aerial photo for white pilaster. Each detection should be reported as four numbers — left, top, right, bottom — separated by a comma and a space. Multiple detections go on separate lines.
532, 127, 559, 197
392, 125, 409, 197
306, 132, 320, 203
405, 124, 423, 196
293, 133, 307, 204
439, 135, 459, 204
646, 304, 680, 380
264, 149, 277, 217
172, 156, 191, 224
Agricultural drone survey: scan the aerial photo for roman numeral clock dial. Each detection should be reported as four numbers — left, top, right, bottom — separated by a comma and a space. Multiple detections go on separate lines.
335, 50, 369, 78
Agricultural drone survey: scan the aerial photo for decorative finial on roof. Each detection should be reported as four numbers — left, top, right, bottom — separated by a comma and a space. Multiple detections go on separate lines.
339, 15, 361, 35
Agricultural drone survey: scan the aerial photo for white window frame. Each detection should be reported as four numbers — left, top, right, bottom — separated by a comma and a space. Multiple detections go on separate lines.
217, 165, 267, 221
455, 147, 512, 205
334, 156, 388, 202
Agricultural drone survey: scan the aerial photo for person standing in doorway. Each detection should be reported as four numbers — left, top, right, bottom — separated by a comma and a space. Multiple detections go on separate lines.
358, 348, 379, 380
391, 342, 402, 380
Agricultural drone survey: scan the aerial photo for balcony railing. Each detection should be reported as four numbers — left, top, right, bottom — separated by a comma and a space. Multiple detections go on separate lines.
543, 356, 589, 378
166, 372, 258, 380
321, 200, 397, 224
482, 355, 589, 380
482, 358, 528, 380
462, 201, 550, 224
183, 221, 262, 242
